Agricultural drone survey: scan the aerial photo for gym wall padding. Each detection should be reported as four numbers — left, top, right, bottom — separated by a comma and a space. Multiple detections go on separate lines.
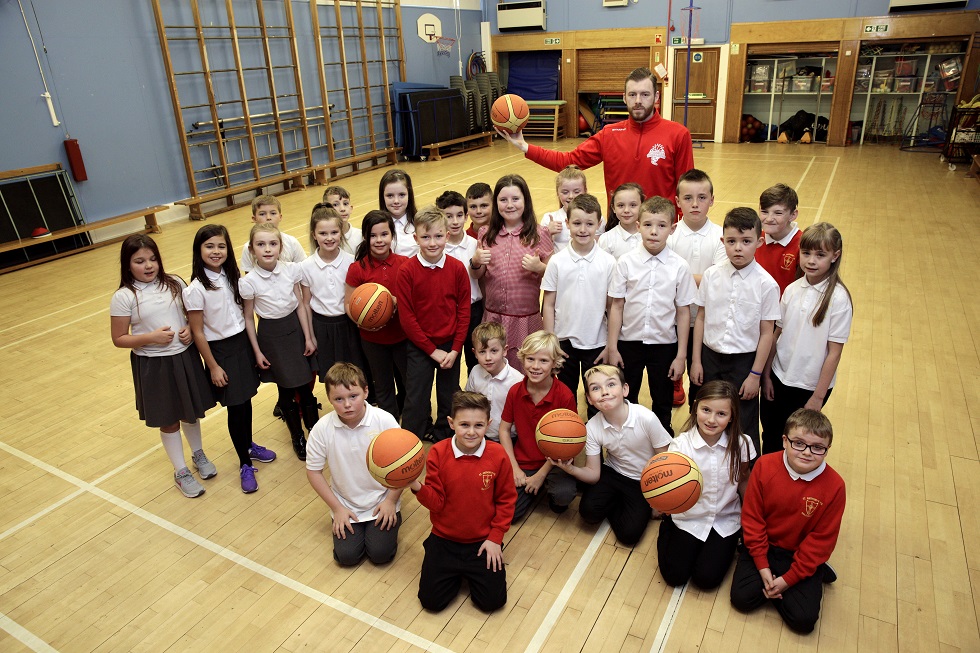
505, 51, 561, 101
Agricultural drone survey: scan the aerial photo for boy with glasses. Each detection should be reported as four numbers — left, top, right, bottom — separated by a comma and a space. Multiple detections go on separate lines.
729, 408, 845, 634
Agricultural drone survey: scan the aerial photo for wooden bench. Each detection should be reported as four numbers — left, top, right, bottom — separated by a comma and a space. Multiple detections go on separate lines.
313, 147, 400, 184
176, 170, 310, 221
523, 101, 567, 142
422, 132, 494, 161
0, 205, 166, 274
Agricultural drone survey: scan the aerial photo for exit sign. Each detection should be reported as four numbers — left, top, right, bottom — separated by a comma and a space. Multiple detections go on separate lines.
671, 36, 686, 45
865, 24, 888, 33
544, 37, 561, 45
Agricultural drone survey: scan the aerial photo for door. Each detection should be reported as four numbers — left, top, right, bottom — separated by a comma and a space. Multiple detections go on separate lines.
672, 47, 720, 140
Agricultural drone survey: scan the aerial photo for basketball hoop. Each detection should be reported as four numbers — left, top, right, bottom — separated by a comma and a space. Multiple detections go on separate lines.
435, 36, 455, 57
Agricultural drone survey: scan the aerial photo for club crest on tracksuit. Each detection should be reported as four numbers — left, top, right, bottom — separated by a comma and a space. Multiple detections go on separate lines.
647, 143, 666, 166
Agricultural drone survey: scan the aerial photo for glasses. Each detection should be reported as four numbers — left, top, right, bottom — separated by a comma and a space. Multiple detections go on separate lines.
786, 438, 829, 456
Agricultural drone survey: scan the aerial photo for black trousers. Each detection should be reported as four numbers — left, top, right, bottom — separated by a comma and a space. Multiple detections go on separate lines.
418, 534, 507, 612
619, 340, 678, 436
332, 513, 402, 566
402, 341, 460, 441
759, 373, 833, 455
657, 516, 739, 589
685, 326, 700, 408
557, 340, 606, 419
700, 346, 760, 453
463, 299, 485, 372
730, 543, 827, 634
579, 464, 652, 546
361, 339, 407, 419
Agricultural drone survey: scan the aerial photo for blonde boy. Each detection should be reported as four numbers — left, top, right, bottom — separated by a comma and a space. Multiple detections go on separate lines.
240, 195, 307, 272
306, 363, 402, 566
394, 206, 470, 442
464, 322, 524, 442
608, 196, 697, 435
668, 168, 727, 408
691, 207, 780, 451
322, 185, 362, 254
555, 365, 670, 545
498, 331, 577, 520
542, 194, 616, 417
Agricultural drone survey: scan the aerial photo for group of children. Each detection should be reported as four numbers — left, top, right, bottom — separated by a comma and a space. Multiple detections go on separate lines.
109, 163, 852, 633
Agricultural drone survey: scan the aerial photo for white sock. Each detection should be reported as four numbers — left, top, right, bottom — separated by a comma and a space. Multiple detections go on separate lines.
181, 420, 203, 453
161, 430, 186, 471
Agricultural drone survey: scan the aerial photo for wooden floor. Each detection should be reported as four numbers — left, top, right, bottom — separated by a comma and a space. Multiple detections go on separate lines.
1, 139, 979, 653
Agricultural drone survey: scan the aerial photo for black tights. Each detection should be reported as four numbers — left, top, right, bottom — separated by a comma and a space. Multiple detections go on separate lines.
227, 402, 253, 468
278, 383, 315, 408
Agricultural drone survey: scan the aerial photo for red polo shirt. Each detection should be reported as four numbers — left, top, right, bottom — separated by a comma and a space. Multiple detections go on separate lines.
501, 376, 576, 469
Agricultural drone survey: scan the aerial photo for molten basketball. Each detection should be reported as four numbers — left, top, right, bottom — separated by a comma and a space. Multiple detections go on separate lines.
491, 94, 530, 134
366, 428, 426, 489
349, 282, 395, 330
535, 408, 587, 460
640, 451, 703, 514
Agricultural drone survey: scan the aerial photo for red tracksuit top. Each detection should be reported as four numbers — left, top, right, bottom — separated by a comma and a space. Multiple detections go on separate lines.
525, 110, 695, 213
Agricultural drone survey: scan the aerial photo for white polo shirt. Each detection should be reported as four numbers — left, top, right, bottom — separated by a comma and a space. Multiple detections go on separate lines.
305, 404, 401, 522
239, 261, 301, 319
240, 232, 307, 273
695, 260, 780, 354
300, 250, 354, 317
110, 279, 190, 357
391, 215, 418, 257
598, 225, 642, 260
444, 233, 483, 303
609, 245, 697, 345
584, 402, 672, 480
667, 218, 727, 327
540, 243, 617, 349
182, 269, 246, 341
464, 362, 524, 441
772, 276, 853, 391
669, 426, 755, 541
541, 207, 570, 252
341, 225, 363, 256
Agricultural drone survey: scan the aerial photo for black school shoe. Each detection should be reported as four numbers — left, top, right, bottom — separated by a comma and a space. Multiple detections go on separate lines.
822, 562, 838, 584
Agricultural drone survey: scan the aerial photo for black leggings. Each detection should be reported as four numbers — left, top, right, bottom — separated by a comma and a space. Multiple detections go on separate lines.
227, 401, 253, 468
277, 383, 315, 408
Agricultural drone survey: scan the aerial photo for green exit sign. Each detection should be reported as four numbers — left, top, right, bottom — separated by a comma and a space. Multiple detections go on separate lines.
864, 24, 888, 33
544, 37, 561, 45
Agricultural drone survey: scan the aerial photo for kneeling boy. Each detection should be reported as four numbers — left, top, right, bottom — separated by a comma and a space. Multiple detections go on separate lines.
555, 365, 671, 545
306, 363, 402, 566
729, 408, 845, 634
412, 392, 517, 612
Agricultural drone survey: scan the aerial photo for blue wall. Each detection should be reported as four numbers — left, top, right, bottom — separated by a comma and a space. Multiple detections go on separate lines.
401, 7, 484, 85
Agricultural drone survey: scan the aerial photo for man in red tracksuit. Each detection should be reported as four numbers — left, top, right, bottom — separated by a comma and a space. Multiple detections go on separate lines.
497, 67, 695, 214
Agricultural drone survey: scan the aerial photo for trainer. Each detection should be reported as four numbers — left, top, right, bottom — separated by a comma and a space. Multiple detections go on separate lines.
497, 67, 694, 208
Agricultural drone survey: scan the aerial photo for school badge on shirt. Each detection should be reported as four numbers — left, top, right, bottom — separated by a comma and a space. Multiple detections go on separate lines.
647, 144, 666, 166
780, 252, 797, 271
480, 470, 496, 490
803, 496, 822, 517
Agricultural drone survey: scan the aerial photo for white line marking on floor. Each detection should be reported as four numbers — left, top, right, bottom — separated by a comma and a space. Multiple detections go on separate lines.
0, 440, 453, 653
797, 156, 815, 189
0, 294, 108, 334
0, 611, 59, 653
650, 583, 688, 653
524, 521, 611, 653
814, 157, 840, 223
0, 308, 107, 351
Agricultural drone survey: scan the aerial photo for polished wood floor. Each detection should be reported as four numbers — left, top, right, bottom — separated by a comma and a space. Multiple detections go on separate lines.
1, 139, 979, 653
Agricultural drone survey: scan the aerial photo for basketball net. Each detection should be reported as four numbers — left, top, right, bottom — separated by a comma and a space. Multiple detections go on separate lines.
680, 3, 700, 43
435, 36, 455, 57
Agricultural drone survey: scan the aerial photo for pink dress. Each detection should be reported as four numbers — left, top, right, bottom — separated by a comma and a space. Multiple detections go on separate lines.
479, 224, 554, 369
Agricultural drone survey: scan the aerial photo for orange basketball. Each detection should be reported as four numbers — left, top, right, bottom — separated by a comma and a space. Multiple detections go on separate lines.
366, 428, 426, 489
491, 94, 530, 133
535, 408, 586, 460
349, 282, 395, 330
640, 451, 703, 514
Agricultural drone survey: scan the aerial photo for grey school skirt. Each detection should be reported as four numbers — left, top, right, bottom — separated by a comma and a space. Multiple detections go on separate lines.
256, 310, 317, 388
207, 329, 260, 407
311, 312, 366, 381
130, 346, 215, 428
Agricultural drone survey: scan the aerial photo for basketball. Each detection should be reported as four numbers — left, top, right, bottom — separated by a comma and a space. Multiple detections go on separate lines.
640, 451, 703, 514
366, 428, 426, 489
349, 282, 395, 330
491, 94, 530, 134
535, 408, 587, 460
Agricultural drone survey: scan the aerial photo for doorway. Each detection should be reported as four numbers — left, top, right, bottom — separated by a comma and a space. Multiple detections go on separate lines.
670, 46, 722, 141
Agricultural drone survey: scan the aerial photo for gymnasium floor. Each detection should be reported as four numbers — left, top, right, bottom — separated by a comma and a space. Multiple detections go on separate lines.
1, 139, 978, 653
